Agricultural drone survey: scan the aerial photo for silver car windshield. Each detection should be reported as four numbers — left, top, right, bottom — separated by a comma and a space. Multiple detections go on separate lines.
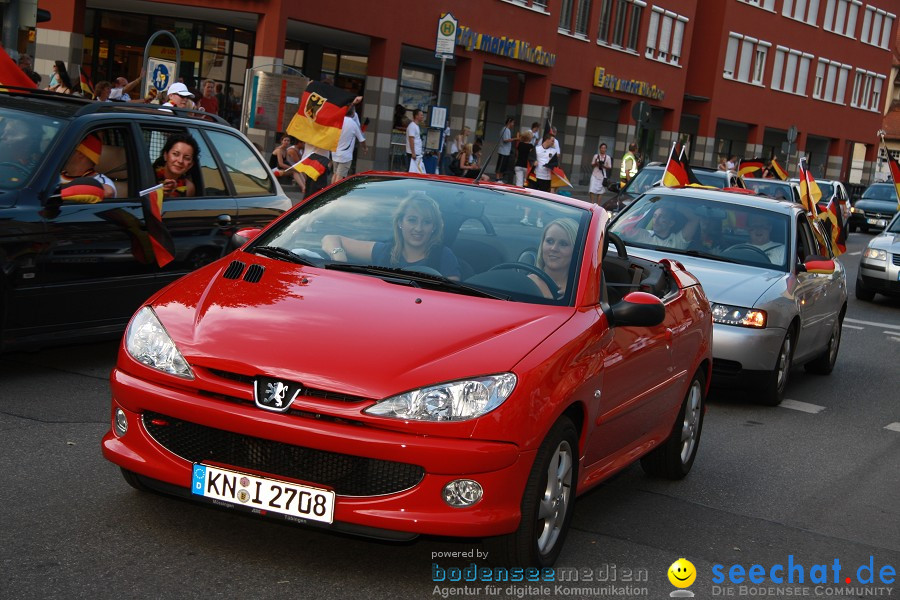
610, 193, 792, 272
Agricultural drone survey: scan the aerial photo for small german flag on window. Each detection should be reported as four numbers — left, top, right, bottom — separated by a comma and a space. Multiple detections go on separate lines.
140, 184, 175, 267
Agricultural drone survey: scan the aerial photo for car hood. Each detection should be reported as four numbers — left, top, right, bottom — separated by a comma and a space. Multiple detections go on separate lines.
148, 258, 574, 399
869, 230, 900, 251
627, 248, 781, 307
855, 198, 899, 213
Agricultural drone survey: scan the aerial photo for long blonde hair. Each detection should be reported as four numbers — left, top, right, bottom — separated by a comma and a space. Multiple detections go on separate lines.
390, 192, 444, 266
536, 218, 579, 270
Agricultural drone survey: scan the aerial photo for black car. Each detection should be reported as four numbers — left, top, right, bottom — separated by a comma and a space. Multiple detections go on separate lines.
849, 183, 899, 233
0, 88, 292, 350
605, 163, 746, 212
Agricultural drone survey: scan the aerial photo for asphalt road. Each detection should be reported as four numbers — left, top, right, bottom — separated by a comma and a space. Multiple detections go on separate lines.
1, 232, 898, 600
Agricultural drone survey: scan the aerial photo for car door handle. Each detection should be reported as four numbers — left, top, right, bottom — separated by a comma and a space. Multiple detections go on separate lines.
216, 214, 232, 227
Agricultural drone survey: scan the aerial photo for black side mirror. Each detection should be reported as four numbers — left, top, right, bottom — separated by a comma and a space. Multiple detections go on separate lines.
608, 291, 665, 327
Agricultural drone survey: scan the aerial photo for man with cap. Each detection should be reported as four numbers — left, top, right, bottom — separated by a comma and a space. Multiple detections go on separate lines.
59, 133, 116, 203
162, 82, 194, 109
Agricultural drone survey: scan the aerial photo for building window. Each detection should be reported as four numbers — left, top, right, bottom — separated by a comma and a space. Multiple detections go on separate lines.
598, 0, 645, 51
860, 6, 895, 49
823, 0, 861, 37
782, 0, 821, 25
812, 58, 850, 103
738, 0, 775, 9
645, 7, 688, 65
723, 33, 770, 85
770, 47, 812, 95
559, 0, 592, 36
851, 69, 885, 110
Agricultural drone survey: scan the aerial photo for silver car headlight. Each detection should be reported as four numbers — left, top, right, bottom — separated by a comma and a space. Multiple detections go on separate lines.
711, 303, 766, 328
125, 307, 194, 379
364, 374, 517, 421
863, 248, 887, 261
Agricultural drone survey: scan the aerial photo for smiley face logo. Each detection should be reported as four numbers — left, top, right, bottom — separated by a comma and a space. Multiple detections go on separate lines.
668, 558, 696, 588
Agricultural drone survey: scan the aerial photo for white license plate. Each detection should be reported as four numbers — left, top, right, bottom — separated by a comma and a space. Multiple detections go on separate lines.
192, 464, 335, 524
867, 218, 887, 227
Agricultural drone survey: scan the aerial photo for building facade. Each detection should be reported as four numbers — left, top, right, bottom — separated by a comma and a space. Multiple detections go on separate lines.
21, 0, 898, 184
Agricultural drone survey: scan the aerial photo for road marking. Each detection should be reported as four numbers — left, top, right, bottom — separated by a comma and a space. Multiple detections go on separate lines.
845, 318, 900, 331
843, 324, 864, 330
846, 251, 861, 256
780, 399, 826, 414
885, 423, 900, 433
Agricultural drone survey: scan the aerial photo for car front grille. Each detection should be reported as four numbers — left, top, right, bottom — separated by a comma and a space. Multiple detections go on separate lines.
892, 254, 900, 267
142, 411, 425, 496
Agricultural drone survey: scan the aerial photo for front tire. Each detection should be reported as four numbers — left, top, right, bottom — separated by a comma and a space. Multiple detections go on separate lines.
758, 328, 794, 406
641, 370, 706, 479
805, 312, 844, 374
120, 468, 151, 492
485, 416, 578, 567
855, 278, 875, 301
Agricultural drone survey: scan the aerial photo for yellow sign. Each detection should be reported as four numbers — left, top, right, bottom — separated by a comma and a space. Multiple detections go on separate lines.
593, 66, 665, 100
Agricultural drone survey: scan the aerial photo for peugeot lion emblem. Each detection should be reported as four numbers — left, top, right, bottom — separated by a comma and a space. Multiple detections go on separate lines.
253, 377, 301, 413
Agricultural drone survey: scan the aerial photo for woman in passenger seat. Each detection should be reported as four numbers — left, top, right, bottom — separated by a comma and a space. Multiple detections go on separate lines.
528, 218, 579, 299
153, 133, 198, 197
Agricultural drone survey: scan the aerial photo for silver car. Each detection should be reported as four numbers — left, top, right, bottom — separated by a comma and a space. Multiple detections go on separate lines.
608, 187, 847, 405
856, 212, 900, 301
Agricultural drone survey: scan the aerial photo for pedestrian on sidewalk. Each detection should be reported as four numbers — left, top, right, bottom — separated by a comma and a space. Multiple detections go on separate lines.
589, 142, 612, 204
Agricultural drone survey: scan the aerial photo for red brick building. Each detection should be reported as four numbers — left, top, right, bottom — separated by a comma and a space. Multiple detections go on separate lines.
20, 0, 897, 183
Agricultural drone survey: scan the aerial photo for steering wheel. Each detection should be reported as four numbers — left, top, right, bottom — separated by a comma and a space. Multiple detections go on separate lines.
723, 243, 771, 261
0, 162, 29, 176
604, 231, 628, 260
489, 262, 560, 297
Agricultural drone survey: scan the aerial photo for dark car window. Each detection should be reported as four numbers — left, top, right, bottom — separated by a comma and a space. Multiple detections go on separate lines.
140, 126, 203, 197
861, 184, 895, 201
59, 126, 134, 200
189, 129, 227, 196
205, 130, 274, 197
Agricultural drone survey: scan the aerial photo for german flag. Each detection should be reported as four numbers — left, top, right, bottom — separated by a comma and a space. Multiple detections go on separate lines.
141, 184, 176, 267
60, 177, 104, 204
738, 157, 765, 178
79, 68, 94, 98
525, 163, 537, 186
0, 46, 36, 89
294, 153, 330, 181
816, 197, 846, 256
680, 146, 703, 186
770, 158, 788, 180
887, 153, 900, 211
98, 208, 154, 265
286, 81, 356, 151
662, 143, 689, 187
798, 158, 821, 216
550, 167, 572, 188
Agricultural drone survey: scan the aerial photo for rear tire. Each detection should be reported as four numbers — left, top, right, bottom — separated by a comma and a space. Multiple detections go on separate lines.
641, 369, 706, 479
484, 416, 578, 567
805, 312, 843, 375
758, 328, 794, 406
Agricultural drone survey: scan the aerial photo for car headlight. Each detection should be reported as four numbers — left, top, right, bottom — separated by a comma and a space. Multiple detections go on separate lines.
711, 303, 766, 328
125, 307, 194, 378
850, 206, 863, 214
863, 248, 887, 261
364, 374, 517, 421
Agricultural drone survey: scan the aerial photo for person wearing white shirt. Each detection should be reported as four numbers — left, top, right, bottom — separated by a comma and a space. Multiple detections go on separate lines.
331, 108, 367, 184
746, 215, 786, 266
531, 134, 558, 192
627, 204, 699, 250
406, 109, 425, 173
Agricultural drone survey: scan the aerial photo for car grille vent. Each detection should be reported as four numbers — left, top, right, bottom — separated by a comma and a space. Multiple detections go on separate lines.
222, 260, 246, 280
892, 254, 900, 267
206, 368, 370, 403
142, 411, 425, 496
244, 264, 265, 283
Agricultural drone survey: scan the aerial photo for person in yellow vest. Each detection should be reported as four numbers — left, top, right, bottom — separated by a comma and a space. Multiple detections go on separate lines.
619, 142, 638, 184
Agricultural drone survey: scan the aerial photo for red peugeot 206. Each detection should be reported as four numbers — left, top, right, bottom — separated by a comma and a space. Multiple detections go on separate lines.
102, 173, 712, 566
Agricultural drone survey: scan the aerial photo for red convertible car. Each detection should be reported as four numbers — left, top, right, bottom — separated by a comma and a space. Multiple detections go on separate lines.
102, 173, 712, 566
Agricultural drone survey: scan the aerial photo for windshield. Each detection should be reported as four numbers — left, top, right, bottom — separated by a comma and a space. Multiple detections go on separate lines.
252, 176, 590, 305
609, 192, 792, 271
888, 215, 900, 233
0, 108, 64, 191
861, 185, 896, 201
744, 179, 794, 200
